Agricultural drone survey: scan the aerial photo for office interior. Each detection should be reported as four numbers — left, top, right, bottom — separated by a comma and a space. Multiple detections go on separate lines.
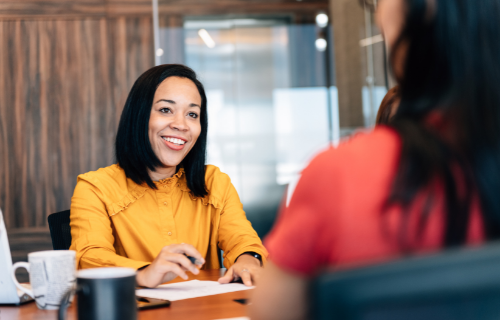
1, 0, 388, 282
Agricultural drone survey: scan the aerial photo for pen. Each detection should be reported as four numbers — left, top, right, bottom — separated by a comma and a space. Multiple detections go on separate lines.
184, 254, 204, 266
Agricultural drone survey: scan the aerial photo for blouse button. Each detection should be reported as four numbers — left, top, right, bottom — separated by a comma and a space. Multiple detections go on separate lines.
168, 232, 172, 236
163, 202, 167, 206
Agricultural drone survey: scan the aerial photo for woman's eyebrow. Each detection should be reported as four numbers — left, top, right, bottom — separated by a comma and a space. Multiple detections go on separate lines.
155, 99, 200, 108
155, 99, 175, 104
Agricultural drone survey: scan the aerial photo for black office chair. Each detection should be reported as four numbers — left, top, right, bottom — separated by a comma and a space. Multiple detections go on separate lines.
310, 242, 500, 320
47, 210, 72, 250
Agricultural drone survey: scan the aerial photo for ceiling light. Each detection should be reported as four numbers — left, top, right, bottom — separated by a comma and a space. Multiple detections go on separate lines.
315, 38, 327, 52
198, 29, 216, 48
155, 48, 164, 57
359, 34, 384, 47
315, 13, 329, 28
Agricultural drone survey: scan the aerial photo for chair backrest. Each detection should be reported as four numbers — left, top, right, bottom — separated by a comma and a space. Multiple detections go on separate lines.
310, 242, 500, 320
47, 210, 72, 250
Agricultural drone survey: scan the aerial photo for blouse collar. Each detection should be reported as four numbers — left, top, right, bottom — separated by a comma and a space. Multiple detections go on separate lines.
152, 168, 185, 190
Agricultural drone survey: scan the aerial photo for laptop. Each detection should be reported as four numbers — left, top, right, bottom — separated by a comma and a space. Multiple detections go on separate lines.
0, 208, 33, 305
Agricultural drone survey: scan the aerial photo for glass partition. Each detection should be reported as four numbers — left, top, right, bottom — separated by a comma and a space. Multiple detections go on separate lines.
158, 17, 338, 237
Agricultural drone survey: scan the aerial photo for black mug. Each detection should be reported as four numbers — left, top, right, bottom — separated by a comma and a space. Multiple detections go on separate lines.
58, 267, 137, 320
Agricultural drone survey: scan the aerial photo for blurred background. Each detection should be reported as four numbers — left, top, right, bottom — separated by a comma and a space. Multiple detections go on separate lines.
0, 0, 392, 280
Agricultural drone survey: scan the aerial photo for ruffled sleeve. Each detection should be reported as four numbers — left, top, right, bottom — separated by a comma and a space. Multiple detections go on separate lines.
69, 167, 150, 269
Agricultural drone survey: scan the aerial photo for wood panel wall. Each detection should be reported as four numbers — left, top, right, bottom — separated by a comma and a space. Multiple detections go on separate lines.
0, 0, 328, 20
0, 17, 154, 229
159, 0, 328, 18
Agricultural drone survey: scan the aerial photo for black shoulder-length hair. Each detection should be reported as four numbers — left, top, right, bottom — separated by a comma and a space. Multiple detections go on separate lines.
386, 0, 500, 248
115, 64, 208, 197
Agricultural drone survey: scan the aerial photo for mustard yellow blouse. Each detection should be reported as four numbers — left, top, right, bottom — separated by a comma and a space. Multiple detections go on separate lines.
69, 164, 267, 270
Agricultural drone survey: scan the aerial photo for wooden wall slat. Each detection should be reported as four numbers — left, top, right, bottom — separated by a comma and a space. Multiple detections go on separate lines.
0, 2, 108, 19
0, 0, 327, 19
0, 22, 9, 228
158, 0, 328, 16
0, 17, 154, 229
0, 1, 152, 19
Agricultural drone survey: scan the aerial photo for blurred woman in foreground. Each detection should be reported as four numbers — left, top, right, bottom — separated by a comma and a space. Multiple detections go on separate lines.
251, 0, 500, 319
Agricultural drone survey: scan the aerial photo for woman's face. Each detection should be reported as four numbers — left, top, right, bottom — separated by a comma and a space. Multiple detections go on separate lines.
377, 0, 407, 77
148, 76, 202, 170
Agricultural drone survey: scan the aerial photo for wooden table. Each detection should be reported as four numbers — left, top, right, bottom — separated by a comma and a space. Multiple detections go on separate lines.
0, 269, 251, 320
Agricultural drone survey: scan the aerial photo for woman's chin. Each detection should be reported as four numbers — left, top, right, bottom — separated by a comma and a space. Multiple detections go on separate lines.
159, 162, 181, 169
158, 157, 183, 169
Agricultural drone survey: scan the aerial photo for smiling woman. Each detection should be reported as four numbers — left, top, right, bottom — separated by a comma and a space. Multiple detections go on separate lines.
70, 64, 267, 288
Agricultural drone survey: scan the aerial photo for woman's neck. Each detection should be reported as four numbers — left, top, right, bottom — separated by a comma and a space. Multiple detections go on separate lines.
148, 166, 177, 182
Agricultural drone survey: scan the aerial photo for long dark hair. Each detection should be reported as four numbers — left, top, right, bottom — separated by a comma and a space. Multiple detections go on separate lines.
376, 85, 399, 125
115, 64, 208, 197
387, 0, 500, 247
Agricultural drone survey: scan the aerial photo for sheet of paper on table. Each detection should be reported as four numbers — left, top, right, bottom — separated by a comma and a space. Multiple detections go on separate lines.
136, 280, 253, 301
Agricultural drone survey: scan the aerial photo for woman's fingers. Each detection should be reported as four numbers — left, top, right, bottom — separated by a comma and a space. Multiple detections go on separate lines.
218, 267, 235, 284
164, 253, 200, 274
168, 244, 206, 265
139, 243, 209, 288
251, 268, 261, 284
218, 266, 254, 286
138, 261, 188, 288
161, 262, 188, 281
218, 264, 260, 287
240, 269, 253, 286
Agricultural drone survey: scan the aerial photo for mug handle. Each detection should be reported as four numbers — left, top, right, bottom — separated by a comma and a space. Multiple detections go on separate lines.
11, 262, 35, 299
58, 285, 82, 320
58, 287, 74, 320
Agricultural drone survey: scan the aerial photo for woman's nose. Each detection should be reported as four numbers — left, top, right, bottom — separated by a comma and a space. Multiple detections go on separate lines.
170, 114, 188, 131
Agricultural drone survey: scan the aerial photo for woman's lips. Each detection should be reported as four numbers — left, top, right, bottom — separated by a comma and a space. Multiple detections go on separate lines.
163, 138, 186, 151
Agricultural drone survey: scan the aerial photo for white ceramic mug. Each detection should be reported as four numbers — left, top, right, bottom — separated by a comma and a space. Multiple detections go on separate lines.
11, 250, 76, 310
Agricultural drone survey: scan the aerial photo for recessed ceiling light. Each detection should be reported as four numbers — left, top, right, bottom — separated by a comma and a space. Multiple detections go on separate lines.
316, 13, 329, 28
315, 38, 327, 52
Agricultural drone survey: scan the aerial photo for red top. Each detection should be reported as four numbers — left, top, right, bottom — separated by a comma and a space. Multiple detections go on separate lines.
265, 127, 484, 275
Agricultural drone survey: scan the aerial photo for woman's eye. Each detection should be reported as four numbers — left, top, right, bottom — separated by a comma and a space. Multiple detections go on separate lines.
160, 108, 172, 113
189, 112, 199, 119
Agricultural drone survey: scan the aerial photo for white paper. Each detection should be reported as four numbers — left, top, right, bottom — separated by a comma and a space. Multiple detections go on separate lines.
136, 280, 252, 301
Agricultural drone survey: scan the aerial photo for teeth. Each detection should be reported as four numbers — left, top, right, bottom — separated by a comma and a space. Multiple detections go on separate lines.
162, 137, 186, 145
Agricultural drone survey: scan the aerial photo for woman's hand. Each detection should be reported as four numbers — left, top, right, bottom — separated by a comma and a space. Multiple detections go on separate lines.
136, 243, 205, 288
218, 254, 262, 286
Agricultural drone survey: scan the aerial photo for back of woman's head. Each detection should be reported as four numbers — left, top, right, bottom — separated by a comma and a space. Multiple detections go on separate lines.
115, 64, 208, 197
387, 0, 500, 246
376, 85, 400, 125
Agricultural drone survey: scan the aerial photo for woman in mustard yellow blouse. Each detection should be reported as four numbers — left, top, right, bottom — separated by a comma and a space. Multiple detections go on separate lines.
70, 64, 267, 288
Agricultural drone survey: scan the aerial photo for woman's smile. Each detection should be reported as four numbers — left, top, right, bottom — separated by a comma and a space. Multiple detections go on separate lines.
162, 135, 188, 151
